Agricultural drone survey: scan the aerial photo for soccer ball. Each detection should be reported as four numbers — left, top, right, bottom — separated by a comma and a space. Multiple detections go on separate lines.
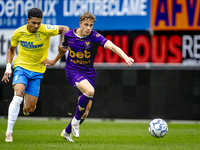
149, 118, 168, 138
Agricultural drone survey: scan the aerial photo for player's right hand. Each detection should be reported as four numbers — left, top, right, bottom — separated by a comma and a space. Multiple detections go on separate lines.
125, 57, 134, 67
2, 63, 12, 83
2, 71, 12, 83
58, 45, 68, 54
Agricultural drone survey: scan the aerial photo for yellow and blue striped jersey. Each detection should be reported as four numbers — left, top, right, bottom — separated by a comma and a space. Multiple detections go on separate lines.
11, 24, 59, 73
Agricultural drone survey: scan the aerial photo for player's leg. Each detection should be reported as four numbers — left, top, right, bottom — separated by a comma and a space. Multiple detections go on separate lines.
64, 99, 92, 136
5, 67, 28, 142
23, 93, 38, 114
75, 79, 94, 119
23, 73, 43, 115
63, 101, 92, 141
5, 83, 25, 142
77, 90, 93, 125
62, 72, 95, 140
64, 80, 94, 137
71, 79, 94, 137
80, 100, 92, 125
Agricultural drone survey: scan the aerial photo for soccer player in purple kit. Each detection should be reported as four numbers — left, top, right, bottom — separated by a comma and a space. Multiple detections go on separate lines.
59, 12, 134, 142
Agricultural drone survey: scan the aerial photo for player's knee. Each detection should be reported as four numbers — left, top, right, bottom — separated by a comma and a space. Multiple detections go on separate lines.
15, 91, 24, 97
85, 88, 95, 97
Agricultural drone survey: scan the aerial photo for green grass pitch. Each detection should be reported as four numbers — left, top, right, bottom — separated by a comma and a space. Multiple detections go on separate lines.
0, 118, 200, 150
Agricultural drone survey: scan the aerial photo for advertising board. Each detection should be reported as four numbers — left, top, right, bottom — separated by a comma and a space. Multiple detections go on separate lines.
1, 0, 200, 67
151, 0, 200, 30
0, 0, 150, 30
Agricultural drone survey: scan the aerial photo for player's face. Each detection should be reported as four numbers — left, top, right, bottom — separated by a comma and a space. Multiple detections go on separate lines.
80, 19, 94, 36
27, 17, 42, 33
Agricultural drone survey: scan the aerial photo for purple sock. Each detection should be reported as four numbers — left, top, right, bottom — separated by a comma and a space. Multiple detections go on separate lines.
65, 118, 73, 134
65, 94, 91, 133
75, 94, 90, 120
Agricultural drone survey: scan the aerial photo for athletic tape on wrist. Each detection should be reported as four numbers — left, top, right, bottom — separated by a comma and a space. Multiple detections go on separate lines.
6, 63, 12, 73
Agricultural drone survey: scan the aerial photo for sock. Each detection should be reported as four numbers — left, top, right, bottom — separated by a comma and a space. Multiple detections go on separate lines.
65, 122, 72, 134
80, 118, 85, 125
65, 94, 92, 134
6, 96, 23, 135
79, 97, 93, 125
65, 117, 81, 134
74, 94, 91, 120
65, 117, 86, 134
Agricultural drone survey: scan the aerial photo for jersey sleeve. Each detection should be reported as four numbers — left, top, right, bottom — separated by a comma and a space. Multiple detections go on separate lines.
44, 24, 59, 37
62, 32, 68, 46
11, 28, 20, 47
93, 31, 108, 47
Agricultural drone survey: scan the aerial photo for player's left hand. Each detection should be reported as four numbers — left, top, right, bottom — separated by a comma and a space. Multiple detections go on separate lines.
125, 57, 134, 67
41, 59, 56, 66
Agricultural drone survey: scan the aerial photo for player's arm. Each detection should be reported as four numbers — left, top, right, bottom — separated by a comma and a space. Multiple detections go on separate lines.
105, 40, 134, 66
42, 26, 69, 67
41, 46, 68, 66
1, 45, 16, 83
57, 25, 69, 54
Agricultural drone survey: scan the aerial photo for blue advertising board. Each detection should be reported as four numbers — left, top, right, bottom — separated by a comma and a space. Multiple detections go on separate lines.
0, 0, 150, 30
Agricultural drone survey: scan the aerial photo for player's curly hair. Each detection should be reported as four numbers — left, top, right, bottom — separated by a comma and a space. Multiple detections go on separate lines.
80, 12, 96, 22
28, 8, 43, 19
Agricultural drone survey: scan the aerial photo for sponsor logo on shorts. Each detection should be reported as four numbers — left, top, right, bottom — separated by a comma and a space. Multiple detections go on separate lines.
15, 75, 18, 81
77, 76, 84, 81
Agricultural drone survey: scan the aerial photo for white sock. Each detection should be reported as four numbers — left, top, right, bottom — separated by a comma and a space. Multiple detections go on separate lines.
6, 96, 23, 135
73, 117, 80, 123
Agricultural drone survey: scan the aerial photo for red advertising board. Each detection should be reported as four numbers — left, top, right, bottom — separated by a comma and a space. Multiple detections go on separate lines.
94, 31, 200, 65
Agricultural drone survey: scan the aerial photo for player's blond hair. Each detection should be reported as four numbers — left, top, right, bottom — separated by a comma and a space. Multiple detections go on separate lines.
80, 12, 96, 22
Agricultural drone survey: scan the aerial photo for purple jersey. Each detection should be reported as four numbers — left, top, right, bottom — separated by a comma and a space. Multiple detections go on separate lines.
63, 29, 107, 75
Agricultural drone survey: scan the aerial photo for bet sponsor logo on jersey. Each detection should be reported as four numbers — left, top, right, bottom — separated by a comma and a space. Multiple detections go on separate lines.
69, 47, 91, 65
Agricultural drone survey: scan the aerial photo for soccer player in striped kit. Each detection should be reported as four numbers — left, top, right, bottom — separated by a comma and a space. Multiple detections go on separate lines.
2, 8, 69, 142
58, 12, 134, 142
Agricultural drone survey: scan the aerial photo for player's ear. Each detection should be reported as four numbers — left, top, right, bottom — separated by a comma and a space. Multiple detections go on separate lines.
79, 21, 81, 27
27, 18, 29, 24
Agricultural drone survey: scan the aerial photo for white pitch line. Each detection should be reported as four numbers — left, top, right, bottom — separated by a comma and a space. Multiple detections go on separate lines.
1, 116, 200, 124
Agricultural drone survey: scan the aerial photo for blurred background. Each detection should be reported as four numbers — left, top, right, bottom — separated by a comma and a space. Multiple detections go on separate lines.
0, 0, 200, 120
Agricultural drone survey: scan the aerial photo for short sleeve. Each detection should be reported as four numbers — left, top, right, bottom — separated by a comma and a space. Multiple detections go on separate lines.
93, 31, 108, 47
62, 34, 68, 46
11, 29, 20, 47
44, 24, 59, 37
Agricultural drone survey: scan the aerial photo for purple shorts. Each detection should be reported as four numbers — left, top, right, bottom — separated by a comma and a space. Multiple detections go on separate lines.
66, 70, 96, 96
